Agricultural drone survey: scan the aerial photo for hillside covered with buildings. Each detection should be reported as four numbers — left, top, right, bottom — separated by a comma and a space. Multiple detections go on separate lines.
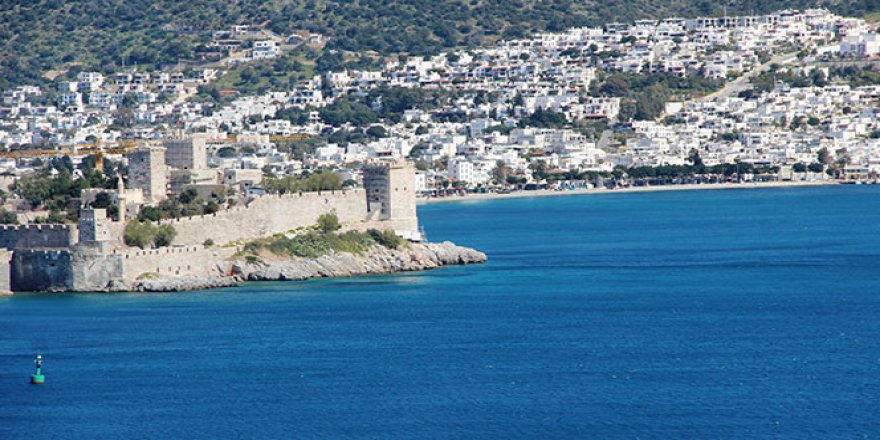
2, 7, 880, 290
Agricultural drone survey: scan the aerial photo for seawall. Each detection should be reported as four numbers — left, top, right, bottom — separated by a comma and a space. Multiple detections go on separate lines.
11, 249, 73, 292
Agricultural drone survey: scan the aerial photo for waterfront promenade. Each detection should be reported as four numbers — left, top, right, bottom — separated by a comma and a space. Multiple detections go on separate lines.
419, 180, 837, 204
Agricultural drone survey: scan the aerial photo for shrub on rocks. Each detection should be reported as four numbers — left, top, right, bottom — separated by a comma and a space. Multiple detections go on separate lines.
317, 213, 341, 233
368, 229, 403, 249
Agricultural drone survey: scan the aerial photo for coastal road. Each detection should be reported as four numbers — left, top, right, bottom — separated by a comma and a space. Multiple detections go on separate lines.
656, 50, 799, 121
699, 51, 799, 102
696, 42, 842, 103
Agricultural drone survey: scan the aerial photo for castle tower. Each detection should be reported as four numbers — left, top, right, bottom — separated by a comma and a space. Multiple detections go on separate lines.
78, 208, 112, 242
127, 146, 167, 204
163, 133, 208, 170
363, 159, 419, 238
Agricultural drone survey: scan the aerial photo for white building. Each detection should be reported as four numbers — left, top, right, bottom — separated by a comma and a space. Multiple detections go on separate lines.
448, 158, 475, 184
252, 41, 280, 59
841, 33, 880, 58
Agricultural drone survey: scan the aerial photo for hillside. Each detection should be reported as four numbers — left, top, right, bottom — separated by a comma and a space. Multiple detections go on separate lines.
1, 0, 876, 91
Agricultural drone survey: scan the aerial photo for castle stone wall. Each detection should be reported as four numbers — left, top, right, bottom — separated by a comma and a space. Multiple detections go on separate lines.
119, 245, 236, 280
65, 245, 237, 291
11, 250, 73, 291
70, 245, 123, 292
158, 189, 377, 246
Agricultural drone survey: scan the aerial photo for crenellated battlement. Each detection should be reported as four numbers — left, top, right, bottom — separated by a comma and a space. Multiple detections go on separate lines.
0, 224, 78, 250
0, 224, 74, 232
363, 158, 408, 170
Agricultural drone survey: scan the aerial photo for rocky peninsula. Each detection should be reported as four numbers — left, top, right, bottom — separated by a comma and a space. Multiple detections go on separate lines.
127, 241, 487, 292
1, 160, 488, 293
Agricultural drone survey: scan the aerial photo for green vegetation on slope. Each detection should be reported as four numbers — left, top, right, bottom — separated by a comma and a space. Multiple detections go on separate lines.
204, 48, 318, 97
4, 1, 880, 91
590, 72, 724, 121
240, 214, 403, 259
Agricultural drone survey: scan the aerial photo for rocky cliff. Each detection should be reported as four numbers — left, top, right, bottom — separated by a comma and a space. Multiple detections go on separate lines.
128, 241, 486, 292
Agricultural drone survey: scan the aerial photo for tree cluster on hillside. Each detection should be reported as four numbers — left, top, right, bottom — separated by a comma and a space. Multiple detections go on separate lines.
747, 66, 828, 95
829, 66, 880, 88
5, 0, 877, 91
318, 87, 458, 127
518, 109, 570, 129
590, 72, 723, 121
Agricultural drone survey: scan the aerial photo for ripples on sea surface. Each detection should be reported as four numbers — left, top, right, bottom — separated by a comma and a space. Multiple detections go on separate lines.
2, 186, 879, 438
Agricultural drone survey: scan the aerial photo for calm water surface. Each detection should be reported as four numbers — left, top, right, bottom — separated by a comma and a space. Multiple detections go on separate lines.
2, 186, 880, 438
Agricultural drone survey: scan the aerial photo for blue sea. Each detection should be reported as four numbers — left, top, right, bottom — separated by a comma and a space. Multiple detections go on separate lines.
2, 186, 880, 439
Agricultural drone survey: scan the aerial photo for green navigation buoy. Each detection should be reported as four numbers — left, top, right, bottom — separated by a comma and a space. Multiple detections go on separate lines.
30, 355, 44, 385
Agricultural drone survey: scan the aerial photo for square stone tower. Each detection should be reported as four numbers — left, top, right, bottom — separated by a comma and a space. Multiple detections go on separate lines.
163, 133, 208, 170
127, 146, 167, 204
78, 208, 111, 242
363, 159, 419, 238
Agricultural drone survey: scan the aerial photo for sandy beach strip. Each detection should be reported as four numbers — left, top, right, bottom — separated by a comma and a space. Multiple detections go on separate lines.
418, 180, 838, 204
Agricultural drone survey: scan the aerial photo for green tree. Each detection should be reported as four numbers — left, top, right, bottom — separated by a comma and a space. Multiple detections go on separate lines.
179, 188, 199, 204
317, 213, 341, 233
366, 126, 388, 138
519, 109, 568, 128
817, 147, 832, 166
217, 146, 237, 158
0, 208, 18, 225
124, 221, 156, 249
492, 160, 512, 183
153, 224, 177, 247
319, 98, 378, 127
368, 228, 402, 249
600, 75, 630, 97
204, 201, 220, 215
138, 206, 162, 222
91, 192, 113, 209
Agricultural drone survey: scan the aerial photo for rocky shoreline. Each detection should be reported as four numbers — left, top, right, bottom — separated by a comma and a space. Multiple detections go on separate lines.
127, 241, 487, 292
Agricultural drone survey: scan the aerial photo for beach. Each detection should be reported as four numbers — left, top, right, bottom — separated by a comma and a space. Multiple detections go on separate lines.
418, 180, 837, 204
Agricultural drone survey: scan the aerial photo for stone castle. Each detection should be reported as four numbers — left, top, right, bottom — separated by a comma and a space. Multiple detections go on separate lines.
0, 139, 420, 292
